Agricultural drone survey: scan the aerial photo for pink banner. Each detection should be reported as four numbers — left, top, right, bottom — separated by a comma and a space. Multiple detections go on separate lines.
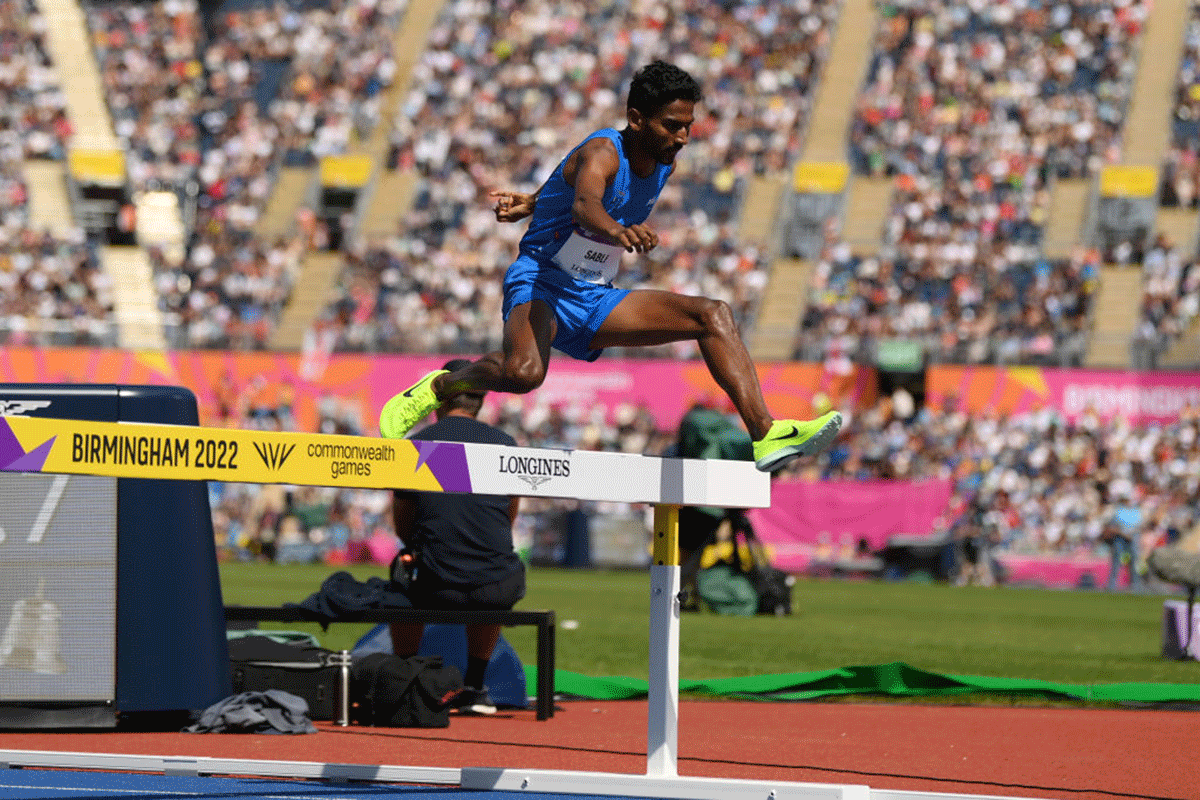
0, 347, 876, 434
748, 479, 953, 572
993, 553, 1119, 589
927, 366, 1200, 425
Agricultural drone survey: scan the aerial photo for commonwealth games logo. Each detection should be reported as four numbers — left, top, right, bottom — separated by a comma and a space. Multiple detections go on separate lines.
253, 441, 295, 471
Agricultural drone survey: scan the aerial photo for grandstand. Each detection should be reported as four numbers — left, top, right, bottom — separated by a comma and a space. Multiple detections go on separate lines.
2, 0, 1199, 586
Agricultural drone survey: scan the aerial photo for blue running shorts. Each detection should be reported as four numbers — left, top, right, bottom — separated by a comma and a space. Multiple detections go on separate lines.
502, 254, 630, 362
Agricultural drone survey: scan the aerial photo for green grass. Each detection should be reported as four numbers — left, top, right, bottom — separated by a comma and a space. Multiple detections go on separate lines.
219, 563, 1200, 687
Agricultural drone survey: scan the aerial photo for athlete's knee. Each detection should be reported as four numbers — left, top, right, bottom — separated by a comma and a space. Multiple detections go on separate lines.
501, 355, 547, 393
697, 297, 738, 335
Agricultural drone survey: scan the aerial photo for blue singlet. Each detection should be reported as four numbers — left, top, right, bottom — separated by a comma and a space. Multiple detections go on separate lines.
503, 128, 673, 361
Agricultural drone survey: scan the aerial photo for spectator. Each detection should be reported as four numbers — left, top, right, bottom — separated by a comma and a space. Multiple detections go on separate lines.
1106, 488, 1144, 591
386, 359, 525, 715
951, 496, 997, 587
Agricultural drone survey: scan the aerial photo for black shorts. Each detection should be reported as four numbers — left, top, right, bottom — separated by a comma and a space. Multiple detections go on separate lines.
409, 567, 526, 611
960, 536, 981, 564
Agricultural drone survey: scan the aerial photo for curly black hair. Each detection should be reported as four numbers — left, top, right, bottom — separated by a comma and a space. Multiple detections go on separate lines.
627, 60, 703, 116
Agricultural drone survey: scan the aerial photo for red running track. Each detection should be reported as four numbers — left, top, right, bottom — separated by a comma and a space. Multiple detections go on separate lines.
0, 700, 1191, 800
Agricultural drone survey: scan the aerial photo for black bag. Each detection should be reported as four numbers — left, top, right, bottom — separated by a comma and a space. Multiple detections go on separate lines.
349, 652, 463, 728
228, 635, 340, 721
750, 564, 794, 616
730, 511, 794, 616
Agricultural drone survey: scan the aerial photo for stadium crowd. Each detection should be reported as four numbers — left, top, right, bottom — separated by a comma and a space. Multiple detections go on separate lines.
1130, 232, 1200, 368
796, 228, 1097, 367
1131, 5, 1200, 367
316, 0, 839, 355
850, 0, 1145, 186
51, 0, 1195, 369
0, 0, 117, 346
1160, 3, 1200, 210
808, 391, 1198, 562
810, 0, 1152, 368
1, 0, 71, 164
0, 225, 116, 345
84, 0, 407, 349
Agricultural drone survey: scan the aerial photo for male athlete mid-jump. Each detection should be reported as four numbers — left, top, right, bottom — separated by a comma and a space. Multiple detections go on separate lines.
380, 60, 841, 472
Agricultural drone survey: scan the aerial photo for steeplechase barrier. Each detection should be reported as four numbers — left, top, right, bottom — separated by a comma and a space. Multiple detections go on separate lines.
0, 409, 933, 799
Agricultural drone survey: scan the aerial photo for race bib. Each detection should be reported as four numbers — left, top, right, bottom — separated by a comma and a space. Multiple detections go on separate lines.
551, 230, 623, 284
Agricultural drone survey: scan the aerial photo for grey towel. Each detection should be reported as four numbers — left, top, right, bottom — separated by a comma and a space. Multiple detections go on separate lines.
184, 689, 317, 734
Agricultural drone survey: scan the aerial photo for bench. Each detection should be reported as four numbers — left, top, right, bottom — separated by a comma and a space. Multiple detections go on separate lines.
224, 606, 556, 719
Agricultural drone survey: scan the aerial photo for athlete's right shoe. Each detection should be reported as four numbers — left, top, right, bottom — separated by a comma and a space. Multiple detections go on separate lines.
379, 369, 447, 439
752, 411, 843, 472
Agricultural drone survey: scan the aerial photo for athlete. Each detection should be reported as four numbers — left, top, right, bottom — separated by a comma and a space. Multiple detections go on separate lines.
380, 60, 841, 472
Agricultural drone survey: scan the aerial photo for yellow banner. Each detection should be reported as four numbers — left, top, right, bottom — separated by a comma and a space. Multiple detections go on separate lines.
792, 161, 849, 194
1099, 165, 1158, 198
319, 155, 373, 188
0, 416, 449, 493
0, 414, 770, 506
68, 149, 126, 185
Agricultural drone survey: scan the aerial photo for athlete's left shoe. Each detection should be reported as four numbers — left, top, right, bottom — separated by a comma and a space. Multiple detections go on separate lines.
379, 370, 447, 439
752, 411, 843, 472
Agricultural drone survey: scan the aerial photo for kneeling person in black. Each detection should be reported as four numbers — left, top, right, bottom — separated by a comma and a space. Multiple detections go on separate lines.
388, 359, 525, 715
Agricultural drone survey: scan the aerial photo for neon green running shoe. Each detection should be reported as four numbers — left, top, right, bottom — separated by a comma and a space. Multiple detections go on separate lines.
379, 369, 447, 438
752, 411, 843, 472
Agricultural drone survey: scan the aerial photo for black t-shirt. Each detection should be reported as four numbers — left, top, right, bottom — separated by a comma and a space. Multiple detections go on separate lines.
397, 415, 522, 587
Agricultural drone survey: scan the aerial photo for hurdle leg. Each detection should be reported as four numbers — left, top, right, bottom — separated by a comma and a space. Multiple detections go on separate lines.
647, 503, 681, 778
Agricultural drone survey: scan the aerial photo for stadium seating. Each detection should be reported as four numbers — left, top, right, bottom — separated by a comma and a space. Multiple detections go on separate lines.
7, 0, 1199, 575
310, 0, 842, 355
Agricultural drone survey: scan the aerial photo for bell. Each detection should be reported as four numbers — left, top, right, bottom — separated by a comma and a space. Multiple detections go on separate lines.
0, 579, 67, 675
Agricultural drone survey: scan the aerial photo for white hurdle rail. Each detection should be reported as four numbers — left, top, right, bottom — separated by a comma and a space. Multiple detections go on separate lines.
0, 414, 871, 799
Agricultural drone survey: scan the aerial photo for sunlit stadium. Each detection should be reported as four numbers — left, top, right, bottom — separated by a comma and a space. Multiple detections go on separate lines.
0, 0, 1199, 797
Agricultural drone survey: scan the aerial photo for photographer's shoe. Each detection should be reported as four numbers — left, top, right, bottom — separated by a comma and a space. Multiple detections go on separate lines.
753, 412, 843, 472
379, 370, 447, 438
452, 685, 497, 715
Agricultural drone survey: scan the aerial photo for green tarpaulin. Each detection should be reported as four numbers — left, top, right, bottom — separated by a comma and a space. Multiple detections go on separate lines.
527, 661, 1200, 704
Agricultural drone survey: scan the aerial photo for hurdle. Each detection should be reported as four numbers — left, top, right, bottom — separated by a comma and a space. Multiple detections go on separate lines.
0, 413, 869, 799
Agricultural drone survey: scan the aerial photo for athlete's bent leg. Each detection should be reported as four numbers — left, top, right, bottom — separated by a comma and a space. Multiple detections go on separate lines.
436, 299, 557, 398
380, 302, 557, 438
590, 290, 774, 439
591, 290, 842, 471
